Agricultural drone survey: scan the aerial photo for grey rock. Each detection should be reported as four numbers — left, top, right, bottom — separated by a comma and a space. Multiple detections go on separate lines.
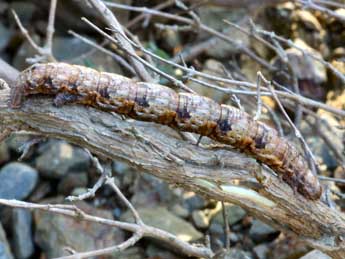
5, 134, 32, 153
0, 163, 38, 200
146, 244, 181, 259
184, 194, 207, 212
121, 206, 203, 242
52, 37, 93, 61
211, 205, 246, 226
34, 197, 125, 258
130, 173, 176, 208
170, 204, 189, 218
35, 140, 91, 179
249, 220, 279, 243
0, 223, 13, 259
253, 244, 269, 259
192, 210, 209, 229
272, 39, 327, 84
57, 172, 88, 195
198, 6, 250, 58
112, 247, 145, 259
299, 250, 331, 259
0, 23, 12, 52
209, 221, 224, 235
11, 209, 34, 259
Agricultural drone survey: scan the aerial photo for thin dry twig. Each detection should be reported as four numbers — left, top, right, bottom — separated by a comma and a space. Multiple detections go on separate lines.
104, 26, 345, 117
221, 201, 231, 250
104, 1, 277, 71
68, 30, 136, 75
255, 27, 345, 84
11, 0, 58, 62
264, 75, 318, 174
66, 150, 109, 202
81, 17, 196, 94
299, 0, 345, 23
254, 72, 263, 120
86, 0, 153, 82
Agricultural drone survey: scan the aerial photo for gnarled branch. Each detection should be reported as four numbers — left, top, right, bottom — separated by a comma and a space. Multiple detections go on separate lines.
0, 87, 345, 258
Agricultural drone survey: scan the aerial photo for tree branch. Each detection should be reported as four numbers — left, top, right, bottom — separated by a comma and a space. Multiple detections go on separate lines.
1, 87, 345, 258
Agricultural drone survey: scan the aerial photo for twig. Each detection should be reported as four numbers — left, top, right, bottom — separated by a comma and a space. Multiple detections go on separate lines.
81, 17, 195, 94
86, 0, 153, 82
299, 0, 345, 23
54, 232, 143, 259
255, 27, 345, 84
126, 0, 175, 28
319, 176, 345, 184
68, 30, 136, 75
104, 1, 277, 71
11, 0, 58, 62
221, 202, 230, 250
102, 26, 345, 117
105, 176, 144, 225
45, 0, 57, 52
66, 150, 109, 202
264, 75, 318, 172
254, 72, 263, 120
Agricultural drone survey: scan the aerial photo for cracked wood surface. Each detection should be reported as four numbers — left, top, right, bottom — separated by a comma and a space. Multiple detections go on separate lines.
0, 89, 345, 258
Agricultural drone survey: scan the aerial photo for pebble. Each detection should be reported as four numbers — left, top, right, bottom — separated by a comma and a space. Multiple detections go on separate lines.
121, 206, 203, 242
299, 250, 331, 259
249, 220, 279, 243
11, 209, 34, 259
192, 210, 209, 229
35, 140, 91, 179
34, 197, 125, 258
0, 162, 38, 200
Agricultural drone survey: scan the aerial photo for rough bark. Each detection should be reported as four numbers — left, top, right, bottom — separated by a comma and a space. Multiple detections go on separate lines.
0, 87, 345, 258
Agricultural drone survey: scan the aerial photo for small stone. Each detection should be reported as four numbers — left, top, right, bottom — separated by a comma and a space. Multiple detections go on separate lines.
11, 209, 34, 259
170, 204, 189, 218
35, 140, 91, 179
0, 23, 12, 52
0, 223, 13, 259
57, 172, 88, 195
34, 197, 125, 258
121, 206, 203, 242
0, 163, 38, 200
184, 194, 207, 212
249, 220, 279, 243
70, 187, 88, 197
209, 222, 224, 236
112, 247, 146, 259
198, 6, 250, 58
130, 173, 174, 208
253, 244, 269, 259
299, 250, 331, 259
146, 244, 181, 259
211, 205, 246, 226
192, 210, 209, 229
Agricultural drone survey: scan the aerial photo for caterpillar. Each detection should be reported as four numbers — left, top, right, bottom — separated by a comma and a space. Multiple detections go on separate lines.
9, 63, 322, 200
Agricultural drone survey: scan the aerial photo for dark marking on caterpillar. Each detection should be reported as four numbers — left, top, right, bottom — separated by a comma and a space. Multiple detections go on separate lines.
9, 63, 322, 200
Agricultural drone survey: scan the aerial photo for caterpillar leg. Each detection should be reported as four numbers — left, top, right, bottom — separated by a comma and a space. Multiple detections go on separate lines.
53, 92, 80, 107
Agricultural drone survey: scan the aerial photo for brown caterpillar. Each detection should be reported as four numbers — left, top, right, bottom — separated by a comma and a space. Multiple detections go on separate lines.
10, 63, 322, 200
